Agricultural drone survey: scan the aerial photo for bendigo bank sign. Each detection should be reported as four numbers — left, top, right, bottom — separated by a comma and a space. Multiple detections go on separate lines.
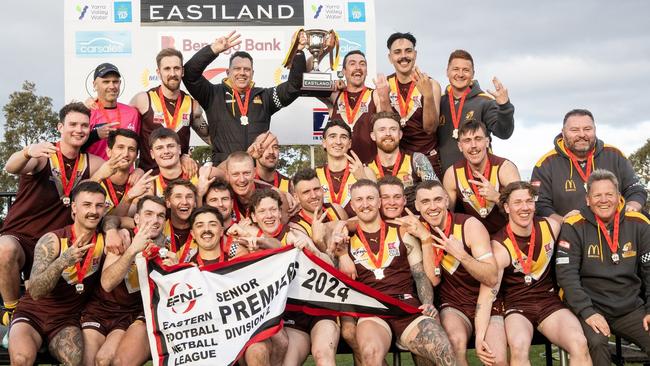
141, 0, 304, 26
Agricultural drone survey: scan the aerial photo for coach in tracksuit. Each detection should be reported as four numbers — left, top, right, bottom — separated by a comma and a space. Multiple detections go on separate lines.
556, 169, 650, 366
183, 31, 307, 165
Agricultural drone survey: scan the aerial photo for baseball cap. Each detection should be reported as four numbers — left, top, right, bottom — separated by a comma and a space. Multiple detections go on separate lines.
94, 63, 121, 79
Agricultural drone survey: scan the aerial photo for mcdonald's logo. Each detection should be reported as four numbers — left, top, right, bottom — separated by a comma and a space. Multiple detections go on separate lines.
565, 179, 577, 192
587, 244, 600, 259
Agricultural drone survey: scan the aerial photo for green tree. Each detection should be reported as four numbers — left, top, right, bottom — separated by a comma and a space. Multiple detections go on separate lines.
0, 81, 58, 222
629, 139, 650, 211
190, 145, 213, 166
277, 144, 327, 177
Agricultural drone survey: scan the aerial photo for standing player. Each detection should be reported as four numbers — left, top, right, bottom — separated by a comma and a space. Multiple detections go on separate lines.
254, 132, 291, 192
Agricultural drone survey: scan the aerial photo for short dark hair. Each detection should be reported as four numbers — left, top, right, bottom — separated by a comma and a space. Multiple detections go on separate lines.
350, 179, 379, 194
207, 178, 232, 196
229, 51, 253, 67
107, 128, 139, 149
370, 111, 401, 131
292, 168, 318, 187
342, 50, 366, 69
189, 206, 224, 227
499, 181, 537, 208
415, 180, 444, 195
447, 49, 474, 68
136, 195, 166, 214
322, 119, 352, 139
458, 119, 488, 138
59, 102, 91, 123
149, 127, 180, 149
70, 181, 105, 202
386, 32, 416, 50
250, 188, 282, 213
163, 179, 198, 201
156, 48, 183, 67
563, 109, 594, 125
377, 175, 405, 193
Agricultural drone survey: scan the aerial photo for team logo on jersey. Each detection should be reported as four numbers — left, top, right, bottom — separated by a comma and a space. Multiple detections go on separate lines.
412, 95, 422, 109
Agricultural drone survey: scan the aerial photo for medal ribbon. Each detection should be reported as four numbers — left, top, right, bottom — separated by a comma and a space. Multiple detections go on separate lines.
196, 249, 224, 267
448, 88, 471, 131
343, 87, 367, 124
325, 164, 351, 204
466, 159, 492, 210
355, 221, 387, 270
220, 235, 233, 259
157, 87, 183, 130
375, 151, 402, 178
71, 227, 98, 285
105, 178, 129, 207
595, 209, 621, 257
56, 142, 81, 199
433, 212, 453, 268
234, 88, 252, 118
169, 225, 193, 253
97, 100, 122, 126
564, 147, 595, 185
506, 223, 536, 275
396, 81, 416, 120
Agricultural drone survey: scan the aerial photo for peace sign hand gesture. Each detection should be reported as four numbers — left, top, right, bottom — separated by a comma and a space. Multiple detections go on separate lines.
432, 227, 467, 262
467, 171, 499, 203
346, 151, 367, 180
486, 77, 509, 105
394, 208, 430, 241
211, 31, 242, 55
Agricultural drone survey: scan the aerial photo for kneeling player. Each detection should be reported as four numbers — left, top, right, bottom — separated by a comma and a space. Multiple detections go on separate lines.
185, 206, 248, 266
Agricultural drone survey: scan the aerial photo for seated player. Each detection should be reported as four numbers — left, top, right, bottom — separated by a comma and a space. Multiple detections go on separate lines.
442, 119, 519, 234
483, 181, 590, 366
9, 181, 108, 366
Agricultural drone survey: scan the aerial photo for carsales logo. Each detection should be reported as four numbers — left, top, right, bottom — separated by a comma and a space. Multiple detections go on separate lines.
166, 282, 203, 314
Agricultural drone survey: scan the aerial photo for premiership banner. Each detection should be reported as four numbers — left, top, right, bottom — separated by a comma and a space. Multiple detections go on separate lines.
137, 246, 419, 366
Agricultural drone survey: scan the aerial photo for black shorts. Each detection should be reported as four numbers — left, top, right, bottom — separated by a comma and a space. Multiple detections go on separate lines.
283, 311, 336, 334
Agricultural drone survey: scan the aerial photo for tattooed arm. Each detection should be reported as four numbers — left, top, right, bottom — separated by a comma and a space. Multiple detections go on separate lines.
191, 100, 211, 145
413, 152, 437, 182
404, 233, 434, 305
28, 233, 65, 300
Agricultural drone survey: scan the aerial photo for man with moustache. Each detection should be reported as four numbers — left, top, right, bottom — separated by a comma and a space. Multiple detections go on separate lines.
442, 119, 520, 234
367, 111, 437, 208
438, 50, 514, 173
384, 32, 443, 178
183, 30, 307, 164
130, 48, 208, 174
9, 181, 108, 366
95, 195, 168, 366
185, 206, 249, 266
478, 182, 590, 366
321, 50, 388, 163
0, 102, 105, 327
254, 132, 291, 192
405, 180, 501, 366
532, 109, 645, 222
83, 63, 140, 160
556, 170, 650, 365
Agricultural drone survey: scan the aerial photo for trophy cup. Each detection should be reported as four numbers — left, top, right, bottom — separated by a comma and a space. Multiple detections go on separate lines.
283, 29, 339, 95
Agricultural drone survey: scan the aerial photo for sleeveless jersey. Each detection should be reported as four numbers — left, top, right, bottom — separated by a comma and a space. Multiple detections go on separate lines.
453, 153, 508, 234
368, 150, 420, 188
387, 74, 434, 156
99, 178, 128, 214
162, 220, 195, 261
152, 173, 199, 198
256, 170, 291, 193
89, 260, 141, 314
316, 164, 357, 214
332, 88, 377, 163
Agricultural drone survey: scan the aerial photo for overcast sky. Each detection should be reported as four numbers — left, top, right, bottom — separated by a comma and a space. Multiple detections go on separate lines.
1, 0, 648, 177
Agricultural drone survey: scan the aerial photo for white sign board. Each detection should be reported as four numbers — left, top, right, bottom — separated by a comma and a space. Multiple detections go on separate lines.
63, 0, 376, 145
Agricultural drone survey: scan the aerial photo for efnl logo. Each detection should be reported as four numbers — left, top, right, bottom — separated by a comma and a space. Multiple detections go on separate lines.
113, 1, 132, 23
337, 31, 366, 66
313, 108, 329, 140
76, 31, 132, 57
347, 2, 366, 22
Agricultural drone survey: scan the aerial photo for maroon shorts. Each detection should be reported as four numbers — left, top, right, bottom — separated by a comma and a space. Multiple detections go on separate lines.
2, 232, 37, 278
80, 300, 143, 336
12, 308, 79, 343
283, 311, 336, 334
381, 297, 422, 342
504, 294, 565, 328
441, 296, 504, 320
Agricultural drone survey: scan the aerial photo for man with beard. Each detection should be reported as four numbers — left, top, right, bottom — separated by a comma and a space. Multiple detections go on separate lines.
442, 120, 520, 234
556, 170, 650, 365
478, 181, 589, 366
405, 180, 500, 366
90, 129, 145, 216
316, 120, 374, 216
367, 111, 437, 209
83, 63, 141, 160
183, 30, 307, 165
330, 179, 454, 366
0, 102, 104, 327
9, 181, 107, 366
531, 109, 645, 222
437, 50, 515, 173
95, 195, 168, 366
254, 132, 291, 192
321, 50, 388, 163
383, 32, 443, 178
131, 48, 208, 174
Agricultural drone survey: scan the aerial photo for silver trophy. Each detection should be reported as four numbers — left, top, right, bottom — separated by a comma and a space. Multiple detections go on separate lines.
302, 29, 337, 91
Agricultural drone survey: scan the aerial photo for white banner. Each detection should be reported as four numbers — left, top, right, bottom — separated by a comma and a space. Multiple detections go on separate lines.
63, 0, 376, 145
137, 246, 419, 366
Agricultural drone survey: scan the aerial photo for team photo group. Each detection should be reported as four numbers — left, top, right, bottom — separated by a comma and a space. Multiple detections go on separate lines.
0, 27, 648, 366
